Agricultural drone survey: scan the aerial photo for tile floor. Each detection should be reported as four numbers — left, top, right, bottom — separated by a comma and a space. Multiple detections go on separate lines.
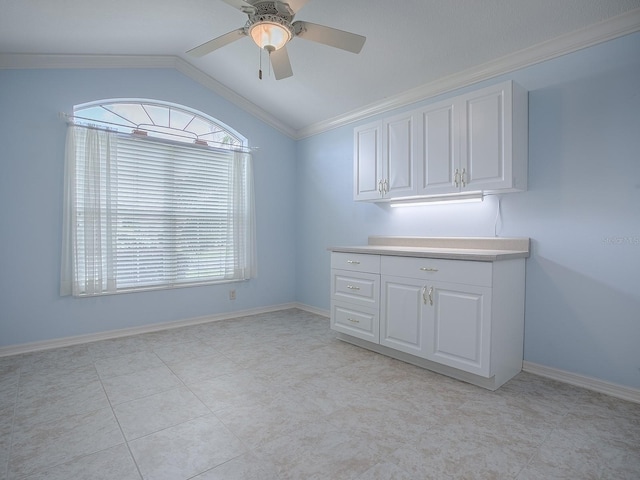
1, 308, 639, 479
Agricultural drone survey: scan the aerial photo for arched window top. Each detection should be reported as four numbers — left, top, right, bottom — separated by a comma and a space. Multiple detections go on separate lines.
73, 99, 246, 150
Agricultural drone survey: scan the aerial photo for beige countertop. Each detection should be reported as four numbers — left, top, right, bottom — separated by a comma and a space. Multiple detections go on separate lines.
329, 236, 530, 261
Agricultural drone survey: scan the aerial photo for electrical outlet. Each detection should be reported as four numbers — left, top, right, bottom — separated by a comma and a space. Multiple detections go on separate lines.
229, 289, 236, 301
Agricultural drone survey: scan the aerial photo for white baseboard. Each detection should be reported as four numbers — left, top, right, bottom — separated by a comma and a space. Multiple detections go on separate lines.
292, 302, 330, 318
0, 302, 310, 357
523, 361, 640, 404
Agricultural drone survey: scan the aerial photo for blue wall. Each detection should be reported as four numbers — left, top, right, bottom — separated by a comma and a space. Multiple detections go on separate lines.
0, 68, 297, 345
1, 32, 639, 390
295, 33, 640, 389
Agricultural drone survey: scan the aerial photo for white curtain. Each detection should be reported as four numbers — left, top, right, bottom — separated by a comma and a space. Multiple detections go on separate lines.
228, 150, 257, 280
61, 126, 118, 296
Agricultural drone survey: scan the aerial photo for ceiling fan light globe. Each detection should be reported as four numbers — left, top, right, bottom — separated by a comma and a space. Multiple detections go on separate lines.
250, 21, 291, 51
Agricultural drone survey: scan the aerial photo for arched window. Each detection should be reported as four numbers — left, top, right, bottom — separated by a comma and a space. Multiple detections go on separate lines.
61, 100, 256, 296
73, 99, 246, 149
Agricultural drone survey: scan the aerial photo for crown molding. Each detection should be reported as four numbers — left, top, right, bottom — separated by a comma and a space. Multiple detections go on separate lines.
171, 57, 297, 138
1, 7, 639, 140
0, 53, 178, 69
295, 7, 640, 139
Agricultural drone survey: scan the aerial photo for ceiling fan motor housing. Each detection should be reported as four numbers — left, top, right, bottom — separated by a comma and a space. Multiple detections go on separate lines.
245, 2, 295, 51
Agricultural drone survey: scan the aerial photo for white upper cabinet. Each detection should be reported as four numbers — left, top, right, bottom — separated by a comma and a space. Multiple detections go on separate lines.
353, 121, 383, 201
382, 111, 418, 198
458, 82, 527, 193
355, 80, 528, 201
415, 101, 458, 195
354, 110, 418, 201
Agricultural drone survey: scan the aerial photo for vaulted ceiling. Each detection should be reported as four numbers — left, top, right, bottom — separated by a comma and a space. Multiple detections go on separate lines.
1, 0, 639, 138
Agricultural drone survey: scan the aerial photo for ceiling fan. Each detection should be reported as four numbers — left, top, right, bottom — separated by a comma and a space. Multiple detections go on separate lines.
187, 0, 366, 80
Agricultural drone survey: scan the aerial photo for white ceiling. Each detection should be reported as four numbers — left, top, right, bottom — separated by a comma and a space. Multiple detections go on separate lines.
1, 0, 640, 137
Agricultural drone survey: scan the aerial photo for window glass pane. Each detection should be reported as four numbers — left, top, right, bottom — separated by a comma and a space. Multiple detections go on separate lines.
168, 108, 195, 131
104, 103, 151, 127
143, 104, 170, 127
189, 116, 220, 137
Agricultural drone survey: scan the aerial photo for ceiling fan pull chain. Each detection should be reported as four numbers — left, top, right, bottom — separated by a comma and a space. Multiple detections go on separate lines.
258, 47, 263, 80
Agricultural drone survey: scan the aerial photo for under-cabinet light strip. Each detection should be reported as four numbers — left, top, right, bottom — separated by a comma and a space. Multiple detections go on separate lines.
390, 192, 484, 207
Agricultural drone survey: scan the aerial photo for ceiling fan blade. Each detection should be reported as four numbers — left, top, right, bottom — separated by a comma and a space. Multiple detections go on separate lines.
274, 1, 294, 16
282, 0, 309, 13
187, 29, 246, 57
270, 46, 293, 80
293, 21, 366, 53
219, 0, 257, 14
276, 0, 309, 15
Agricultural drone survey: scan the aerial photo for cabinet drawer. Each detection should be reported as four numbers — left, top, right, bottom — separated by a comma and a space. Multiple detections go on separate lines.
331, 252, 380, 274
331, 301, 379, 343
381, 255, 492, 287
332, 271, 379, 307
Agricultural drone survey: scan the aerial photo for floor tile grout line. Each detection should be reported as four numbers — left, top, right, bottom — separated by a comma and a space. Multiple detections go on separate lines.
94, 361, 145, 480
182, 451, 250, 480
10, 362, 126, 479
512, 410, 570, 480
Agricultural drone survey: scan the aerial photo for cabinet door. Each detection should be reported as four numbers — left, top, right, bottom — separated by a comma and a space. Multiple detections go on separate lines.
459, 84, 513, 191
382, 112, 418, 198
424, 281, 492, 377
380, 275, 428, 357
416, 101, 459, 196
354, 121, 383, 200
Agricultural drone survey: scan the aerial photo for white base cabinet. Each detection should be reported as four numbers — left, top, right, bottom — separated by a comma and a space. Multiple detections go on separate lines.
380, 275, 428, 358
330, 253, 381, 343
331, 251, 526, 390
426, 281, 492, 377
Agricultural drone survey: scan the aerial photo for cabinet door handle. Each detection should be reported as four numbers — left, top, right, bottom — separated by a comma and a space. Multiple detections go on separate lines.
454, 168, 460, 187
347, 317, 360, 324
378, 180, 384, 195
461, 168, 467, 188
346, 284, 360, 291
383, 179, 389, 194
420, 267, 439, 272
346, 260, 360, 265
422, 286, 434, 305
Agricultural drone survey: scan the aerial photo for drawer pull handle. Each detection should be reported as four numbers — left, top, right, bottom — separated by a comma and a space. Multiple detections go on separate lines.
420, 267, 439, 272
347, 317, 360, 324
346, 285, 361, 291
347, 260, 361, 265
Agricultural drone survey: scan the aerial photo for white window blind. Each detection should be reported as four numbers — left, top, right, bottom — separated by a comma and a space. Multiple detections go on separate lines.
61, 125, 256, 296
